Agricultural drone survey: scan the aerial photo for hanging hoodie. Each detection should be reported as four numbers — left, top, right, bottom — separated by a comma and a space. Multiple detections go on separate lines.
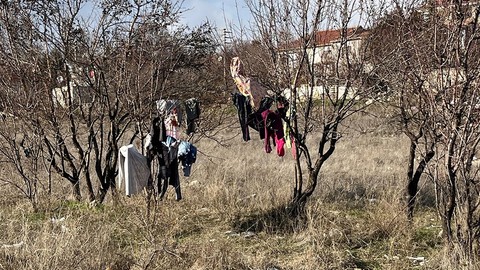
117, 145, 151, 196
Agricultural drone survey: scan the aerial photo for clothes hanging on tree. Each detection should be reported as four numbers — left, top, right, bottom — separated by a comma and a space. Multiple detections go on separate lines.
184, 98, 201, 135
157, 99, 183, 139
146, 118, 180, 201
178, 141, 197, 177
156, 99, 183, 124
244, 96, 274, 140
156, 98, 201, 137
117, 145, 151, 196
158, 136, 182, 201
232, 93, 252, 141
230, 57, 268, 110
261, 109, 285, 157
165, 111, 180, 139
149, 116, 167, 150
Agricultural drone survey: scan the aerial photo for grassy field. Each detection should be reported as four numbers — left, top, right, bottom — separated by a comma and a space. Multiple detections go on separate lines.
0, 112, 452, 270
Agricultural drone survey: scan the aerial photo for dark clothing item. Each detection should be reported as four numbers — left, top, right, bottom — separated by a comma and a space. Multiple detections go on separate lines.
247, 96, 274, 140
232, 93, 252, 141
258, 96, 274, 112
261, 109, 285, 156
147, 116, 183, 201
150, 116, 167, 148
275, 95, 289, 120
158, 136, 182, 201
247, 111, 264, 139
184, 98, 201, 135
147, 116, 167, 192
154, 143, 170, 198
233, 94, 275, 141
165, 155, 181, 201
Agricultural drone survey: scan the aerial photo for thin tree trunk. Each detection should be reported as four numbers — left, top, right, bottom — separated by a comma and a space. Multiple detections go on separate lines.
84, 169, 96, 202
72, 180, 81, 201
407, 144, 435, 220
444, 135, 457, 242
96, 166, 116, 203
97, 188, 107, 203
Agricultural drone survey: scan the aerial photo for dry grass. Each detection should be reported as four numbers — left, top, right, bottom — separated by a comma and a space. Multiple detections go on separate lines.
0, 112, 458, 270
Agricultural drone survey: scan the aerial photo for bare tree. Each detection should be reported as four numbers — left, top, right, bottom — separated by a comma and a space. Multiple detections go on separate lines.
429, 0, 480, 261
240, 0, 382, 214
0, 0, 218, 205
367, 2, 442, 220
0, 1, 52, 210
0, 117, 44, 211
369, 0, 480, 262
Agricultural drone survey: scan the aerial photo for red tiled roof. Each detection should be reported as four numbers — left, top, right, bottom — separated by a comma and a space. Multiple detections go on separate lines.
315, 27, 367, 45
280, 26, 368, 50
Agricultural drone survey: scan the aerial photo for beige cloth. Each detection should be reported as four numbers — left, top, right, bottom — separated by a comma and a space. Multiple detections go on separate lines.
230, 57, 268, 110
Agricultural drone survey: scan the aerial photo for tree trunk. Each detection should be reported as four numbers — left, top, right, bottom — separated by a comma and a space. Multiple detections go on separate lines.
290, 169, 320, 217
96, 168, 116, 204
72, 180, 81, 201
96, 188, 108, 204
289, 196, 307, 218
407, 144, 435, 220
84, 167, 96, 202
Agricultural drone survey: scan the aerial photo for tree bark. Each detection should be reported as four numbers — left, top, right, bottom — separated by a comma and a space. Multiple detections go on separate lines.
407, 142, 435, 220
72, 180, 81, 201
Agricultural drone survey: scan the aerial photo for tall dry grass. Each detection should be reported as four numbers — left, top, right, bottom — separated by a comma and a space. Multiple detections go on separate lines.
0, 111, 457, 270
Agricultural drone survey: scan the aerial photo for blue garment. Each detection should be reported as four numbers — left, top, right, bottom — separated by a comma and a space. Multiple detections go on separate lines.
178, 141, 197, 177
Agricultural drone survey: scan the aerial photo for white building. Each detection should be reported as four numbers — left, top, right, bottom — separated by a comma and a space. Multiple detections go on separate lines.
281, 27, 369, 100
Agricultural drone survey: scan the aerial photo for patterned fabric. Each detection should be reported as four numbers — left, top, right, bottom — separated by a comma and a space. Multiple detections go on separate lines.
156, 99, 183, 125
230, 57, 268, 110
164, 113, 180, 139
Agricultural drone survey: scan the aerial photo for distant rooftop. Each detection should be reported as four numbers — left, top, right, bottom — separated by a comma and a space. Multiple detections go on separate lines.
314, 27, 368, 46
281, 26, 368, 50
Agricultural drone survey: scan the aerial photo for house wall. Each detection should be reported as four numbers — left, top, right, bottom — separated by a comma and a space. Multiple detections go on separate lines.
307, 38, 363, 65
282, 84, 357, 101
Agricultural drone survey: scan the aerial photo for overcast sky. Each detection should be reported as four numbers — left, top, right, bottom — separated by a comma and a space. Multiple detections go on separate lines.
179, 0, 251, 31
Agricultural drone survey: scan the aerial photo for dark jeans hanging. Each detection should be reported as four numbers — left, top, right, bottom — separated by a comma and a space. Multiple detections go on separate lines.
232, 93, 252, 141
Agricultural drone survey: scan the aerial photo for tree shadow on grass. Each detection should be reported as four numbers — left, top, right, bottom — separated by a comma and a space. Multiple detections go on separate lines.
230, 203, 307, 235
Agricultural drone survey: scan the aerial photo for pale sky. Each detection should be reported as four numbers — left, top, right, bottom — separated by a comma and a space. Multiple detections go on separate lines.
179, 0, 251, 31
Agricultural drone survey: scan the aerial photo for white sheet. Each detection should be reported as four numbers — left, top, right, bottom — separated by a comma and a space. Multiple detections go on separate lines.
117, 145, 150, 196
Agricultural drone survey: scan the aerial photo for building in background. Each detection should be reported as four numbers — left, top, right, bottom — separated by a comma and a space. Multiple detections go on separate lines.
281, 27, 369, 100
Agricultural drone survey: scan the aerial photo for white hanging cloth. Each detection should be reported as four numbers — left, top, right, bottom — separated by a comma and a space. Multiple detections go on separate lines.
117, 144, 150, 196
